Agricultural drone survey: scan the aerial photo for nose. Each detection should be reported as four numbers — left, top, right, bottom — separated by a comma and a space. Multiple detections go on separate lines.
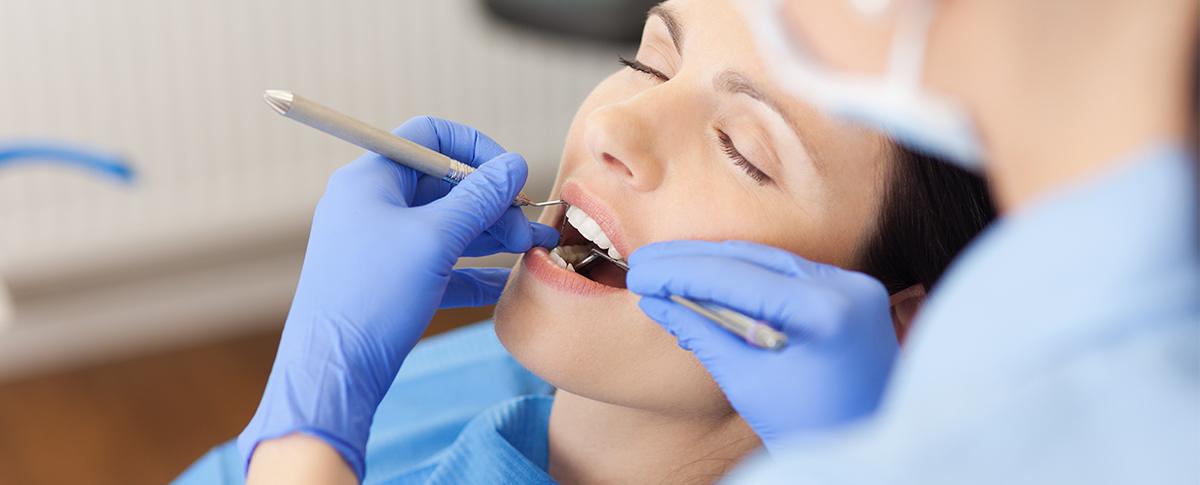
582, 98, 670, 192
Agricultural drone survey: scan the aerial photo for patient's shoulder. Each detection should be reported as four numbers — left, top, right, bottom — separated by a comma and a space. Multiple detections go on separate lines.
366, 321, 553, 479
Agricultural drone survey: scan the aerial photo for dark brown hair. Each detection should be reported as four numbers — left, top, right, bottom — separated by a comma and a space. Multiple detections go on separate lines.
857, 147, 996, 294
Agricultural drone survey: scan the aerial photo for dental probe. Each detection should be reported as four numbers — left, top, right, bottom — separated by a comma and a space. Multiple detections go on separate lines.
263, 90, 564, 208
578, 249, 789, 351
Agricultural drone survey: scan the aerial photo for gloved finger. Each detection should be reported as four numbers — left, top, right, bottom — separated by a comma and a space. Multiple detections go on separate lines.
440, 267, 511, 308
432, 152, 529, 247
627, 255, 845, 337
325, 117, 508, 207
630, 240, 829, 279
323, 152, 420, 206
411, 174, 455, 207
460, 206, 530, 256
638, 296, 749, 354
529, 222, 559, 249
393, 116, 507, 168
640, 296, 799, 442
462, 220, 559, 257
492, 207, 536, 252
487, 210, 560, 253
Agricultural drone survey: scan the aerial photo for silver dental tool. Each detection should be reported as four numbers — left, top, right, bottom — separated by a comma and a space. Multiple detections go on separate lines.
263, 90, 564, 208
577, 248, 789, 351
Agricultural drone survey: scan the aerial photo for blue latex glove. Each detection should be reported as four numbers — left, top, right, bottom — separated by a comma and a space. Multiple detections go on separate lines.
237, 116, 557, 479
626, 240, 898, 451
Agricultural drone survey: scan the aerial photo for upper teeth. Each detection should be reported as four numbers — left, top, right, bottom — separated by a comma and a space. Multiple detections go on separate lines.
566, 206, 622, 260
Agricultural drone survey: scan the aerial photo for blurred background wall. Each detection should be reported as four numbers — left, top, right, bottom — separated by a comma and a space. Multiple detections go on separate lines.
0, 0, 628, 378
0, 1, 651, 483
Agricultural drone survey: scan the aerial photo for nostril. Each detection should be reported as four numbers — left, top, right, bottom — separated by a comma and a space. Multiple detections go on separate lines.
601, 152, 634, 178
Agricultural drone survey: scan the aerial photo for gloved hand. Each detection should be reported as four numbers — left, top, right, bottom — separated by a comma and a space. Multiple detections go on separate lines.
238, 116, 558, 479
626, 240, 898, 451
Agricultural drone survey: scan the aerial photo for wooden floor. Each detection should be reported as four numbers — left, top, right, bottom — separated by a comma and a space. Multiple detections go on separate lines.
0, 306, 492, 485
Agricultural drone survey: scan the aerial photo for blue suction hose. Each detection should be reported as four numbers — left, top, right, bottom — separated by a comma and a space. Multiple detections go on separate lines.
0, 141, 134, 182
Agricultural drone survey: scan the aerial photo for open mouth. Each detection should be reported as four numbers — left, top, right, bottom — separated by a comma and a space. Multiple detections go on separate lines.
548, 205, 628, 289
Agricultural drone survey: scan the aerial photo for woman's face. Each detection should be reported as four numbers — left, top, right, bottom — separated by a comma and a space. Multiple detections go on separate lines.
495, 0, 891, 417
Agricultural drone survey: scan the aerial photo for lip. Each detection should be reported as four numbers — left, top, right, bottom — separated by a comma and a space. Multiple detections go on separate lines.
519, 180, 632, 297
559, 181, 633, 259
523, 247, 624, 296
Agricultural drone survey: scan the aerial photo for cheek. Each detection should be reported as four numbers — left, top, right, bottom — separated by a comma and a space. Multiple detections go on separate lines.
802, 135, 891, 268
637, 171, 863, 270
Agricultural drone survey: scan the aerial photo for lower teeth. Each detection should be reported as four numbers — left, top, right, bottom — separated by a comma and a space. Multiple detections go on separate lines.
550, 245, 593, 272
548, 250, 569, 269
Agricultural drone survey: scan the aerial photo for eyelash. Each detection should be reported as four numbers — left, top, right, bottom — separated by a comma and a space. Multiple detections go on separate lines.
618, 56, 669, 81
618, 56, 771, 186
717, 130, 772, 186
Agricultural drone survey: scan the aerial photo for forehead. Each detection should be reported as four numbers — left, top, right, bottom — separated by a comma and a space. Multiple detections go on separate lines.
657, 0, 759, 60
655, 0, 792, 107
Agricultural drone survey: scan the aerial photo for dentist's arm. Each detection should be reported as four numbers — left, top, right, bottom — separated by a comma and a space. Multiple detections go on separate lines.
239, 117, 557, 483
247, 434, 356, 485
626, 240, 898, 451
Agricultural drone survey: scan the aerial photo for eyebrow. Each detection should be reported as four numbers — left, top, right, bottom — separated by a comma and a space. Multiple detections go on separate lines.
714, 70, 821, 170
714, 71, 797, 134
648, 5, 684, 53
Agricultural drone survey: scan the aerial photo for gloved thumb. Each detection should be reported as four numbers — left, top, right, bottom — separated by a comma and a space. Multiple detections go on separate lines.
431, 152, 528, 244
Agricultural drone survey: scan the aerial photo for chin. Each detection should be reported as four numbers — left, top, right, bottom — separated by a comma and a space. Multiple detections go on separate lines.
493, 202, 730, 418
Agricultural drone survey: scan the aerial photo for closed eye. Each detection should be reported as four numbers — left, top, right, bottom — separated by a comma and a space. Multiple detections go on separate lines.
619, 56, 670, 82
717, 130, 772, 186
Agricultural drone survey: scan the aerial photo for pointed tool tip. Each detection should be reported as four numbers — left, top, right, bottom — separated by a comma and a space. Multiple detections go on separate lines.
263, 90, 294, 115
